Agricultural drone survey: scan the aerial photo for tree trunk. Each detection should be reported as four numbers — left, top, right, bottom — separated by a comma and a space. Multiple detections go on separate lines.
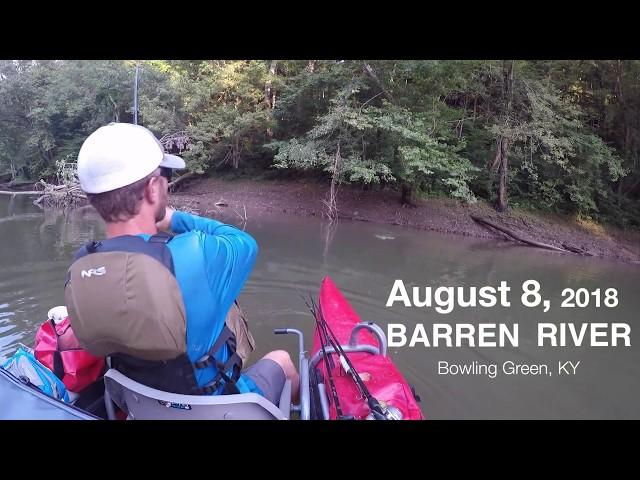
323, 143, 341, 220
391, 145, 413, 206
264, 60, 277, 110
363, 62, 395, 103
504, 60, 515, 111
108, 94, 119, 122
489, 136, 510, 212
264, 60, 278, 138
496, 137, 509, 212
617, 179, 623, 207
490, 60, 515, 213
472, 96, 477, 124
9, 161, 16, 182
401, 183, 414, 206
618, 60, 627, 208
232, 136, 241, 169
457, 98, 468, 139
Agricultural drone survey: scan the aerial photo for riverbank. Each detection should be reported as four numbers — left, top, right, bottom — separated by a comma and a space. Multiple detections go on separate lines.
169, 177, 640, 265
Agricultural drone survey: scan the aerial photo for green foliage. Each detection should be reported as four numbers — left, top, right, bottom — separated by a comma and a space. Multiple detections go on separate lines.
357, 103, 478, 202
484, 78, 625, 214
0, 59, 639, 228
272, 82, 395, 186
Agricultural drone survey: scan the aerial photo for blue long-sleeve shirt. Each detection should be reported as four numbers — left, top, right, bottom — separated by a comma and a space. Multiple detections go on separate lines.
166, 211, 258, 390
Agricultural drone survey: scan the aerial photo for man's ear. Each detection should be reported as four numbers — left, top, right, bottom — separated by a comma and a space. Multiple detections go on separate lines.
144, 176, 160, 204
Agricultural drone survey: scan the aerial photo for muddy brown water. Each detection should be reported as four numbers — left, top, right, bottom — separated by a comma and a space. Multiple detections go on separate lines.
1, 194, 638, 419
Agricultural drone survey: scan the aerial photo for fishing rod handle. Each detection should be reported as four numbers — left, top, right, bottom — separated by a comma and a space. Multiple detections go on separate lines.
339, 355, 351, 374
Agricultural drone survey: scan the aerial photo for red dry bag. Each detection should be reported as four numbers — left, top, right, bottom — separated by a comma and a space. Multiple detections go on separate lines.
34, 316, 105, 393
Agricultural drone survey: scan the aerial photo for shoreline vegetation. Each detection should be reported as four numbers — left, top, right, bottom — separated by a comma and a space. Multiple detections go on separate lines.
1, 59, 639, 264
2, 174, 638, 264
165, 176, 640, 265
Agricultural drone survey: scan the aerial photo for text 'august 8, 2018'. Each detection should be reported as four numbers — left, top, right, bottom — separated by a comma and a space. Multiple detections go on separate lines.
384, 279, 629, 348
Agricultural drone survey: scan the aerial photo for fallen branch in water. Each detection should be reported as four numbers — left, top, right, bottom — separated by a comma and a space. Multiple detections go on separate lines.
470, 215, 577, 254
32, 179, 86, 208
0, 190, 42, 195
0, 213, 43, 223
231, 204, 248, 223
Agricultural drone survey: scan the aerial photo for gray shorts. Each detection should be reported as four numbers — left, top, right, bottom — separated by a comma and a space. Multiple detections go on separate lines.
243, 358, 286, 405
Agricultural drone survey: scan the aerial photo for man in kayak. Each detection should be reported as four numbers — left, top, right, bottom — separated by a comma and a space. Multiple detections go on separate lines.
64, 123, 299, 405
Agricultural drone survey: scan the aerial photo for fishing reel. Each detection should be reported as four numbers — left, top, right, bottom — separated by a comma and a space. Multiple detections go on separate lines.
365, 401, 403, 420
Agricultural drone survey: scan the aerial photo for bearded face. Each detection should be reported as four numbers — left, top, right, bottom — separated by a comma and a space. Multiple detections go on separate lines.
155, 178, 169, 223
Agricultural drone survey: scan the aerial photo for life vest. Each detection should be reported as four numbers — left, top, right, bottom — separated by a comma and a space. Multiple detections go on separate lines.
64, 232, 249, 396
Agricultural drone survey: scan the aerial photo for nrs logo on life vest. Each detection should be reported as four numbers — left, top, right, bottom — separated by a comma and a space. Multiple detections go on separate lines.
81, 267, 106, 278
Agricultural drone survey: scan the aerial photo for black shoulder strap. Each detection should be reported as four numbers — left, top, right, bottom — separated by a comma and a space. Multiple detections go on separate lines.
193, 324, 243, 394
148, 232, 173, 244
71, 233, 175, 273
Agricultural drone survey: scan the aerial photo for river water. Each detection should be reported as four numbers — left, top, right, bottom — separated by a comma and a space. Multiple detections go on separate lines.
1, 193, 638, 419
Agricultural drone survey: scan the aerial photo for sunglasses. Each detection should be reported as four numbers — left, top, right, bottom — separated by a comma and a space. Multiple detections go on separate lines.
159, 167, 173, 182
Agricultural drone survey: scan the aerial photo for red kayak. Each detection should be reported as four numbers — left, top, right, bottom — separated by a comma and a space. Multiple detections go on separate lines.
310, 276, 424, 420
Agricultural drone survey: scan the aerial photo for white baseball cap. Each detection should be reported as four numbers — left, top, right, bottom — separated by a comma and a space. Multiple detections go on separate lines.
77, 123, 186, 193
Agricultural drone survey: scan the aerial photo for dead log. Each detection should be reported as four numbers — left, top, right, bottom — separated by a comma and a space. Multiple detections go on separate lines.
0, 190, 42, 195
0, 213, 43, 224
561, 242, 593, 256
168, 172, 197, 192
470, 215, 572, 253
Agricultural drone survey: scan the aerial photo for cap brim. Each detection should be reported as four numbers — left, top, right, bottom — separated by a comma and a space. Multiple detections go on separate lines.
160, 154, 186, 169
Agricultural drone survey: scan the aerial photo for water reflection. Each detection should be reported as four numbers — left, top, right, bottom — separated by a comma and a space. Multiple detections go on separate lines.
0, 195, 638, 418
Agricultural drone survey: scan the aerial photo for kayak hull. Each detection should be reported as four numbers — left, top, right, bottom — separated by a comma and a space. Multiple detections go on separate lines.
311, 276, 424, 420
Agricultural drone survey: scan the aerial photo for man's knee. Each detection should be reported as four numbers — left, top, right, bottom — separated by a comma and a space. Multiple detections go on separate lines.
263, 350, 296, 377
263, 349, 300, 402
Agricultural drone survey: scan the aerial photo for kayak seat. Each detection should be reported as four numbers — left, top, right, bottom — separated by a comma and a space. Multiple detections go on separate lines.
103, 368, 291, 420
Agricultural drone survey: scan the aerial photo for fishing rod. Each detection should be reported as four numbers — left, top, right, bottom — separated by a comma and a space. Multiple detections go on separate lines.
303, 295, 347, 420
309, 295, 398, 420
